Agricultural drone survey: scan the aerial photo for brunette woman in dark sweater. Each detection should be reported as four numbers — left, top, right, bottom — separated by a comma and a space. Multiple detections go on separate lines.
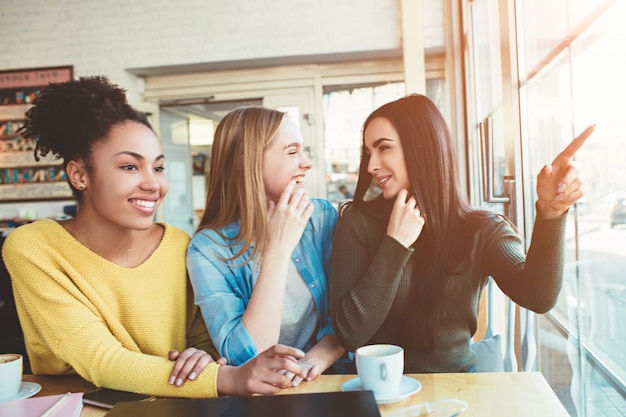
329, 94, 594, 373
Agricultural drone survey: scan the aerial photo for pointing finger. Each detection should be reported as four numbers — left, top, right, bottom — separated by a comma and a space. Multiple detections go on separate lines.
554, 124, 595, 162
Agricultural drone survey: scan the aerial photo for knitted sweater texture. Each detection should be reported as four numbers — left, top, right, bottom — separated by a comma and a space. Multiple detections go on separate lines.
2, 219, 219, 397
330, 206, 566, 373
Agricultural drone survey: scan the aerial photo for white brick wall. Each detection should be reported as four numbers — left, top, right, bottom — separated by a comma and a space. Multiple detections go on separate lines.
0, 0, 408, 218
0, 0, 402, 98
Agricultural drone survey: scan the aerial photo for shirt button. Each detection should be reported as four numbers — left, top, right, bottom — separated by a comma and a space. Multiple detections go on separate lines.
294, 258, 300, 262
310, 284, 315, 288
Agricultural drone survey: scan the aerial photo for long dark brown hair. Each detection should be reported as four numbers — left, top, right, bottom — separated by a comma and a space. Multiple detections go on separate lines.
351, 94, 477, 347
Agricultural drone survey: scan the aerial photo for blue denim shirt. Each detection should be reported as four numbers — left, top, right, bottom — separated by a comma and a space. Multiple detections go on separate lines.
187, 198, 338, 366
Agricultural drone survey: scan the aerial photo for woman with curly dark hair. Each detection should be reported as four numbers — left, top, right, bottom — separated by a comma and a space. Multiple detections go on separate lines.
2, 76, 306, 397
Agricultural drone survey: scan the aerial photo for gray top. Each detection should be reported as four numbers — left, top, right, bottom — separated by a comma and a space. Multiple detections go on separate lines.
279, 261, 318, 350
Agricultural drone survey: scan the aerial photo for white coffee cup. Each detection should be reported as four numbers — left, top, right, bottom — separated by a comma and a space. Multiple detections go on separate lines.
0, 353, 23, 399
356, 344, 404, 396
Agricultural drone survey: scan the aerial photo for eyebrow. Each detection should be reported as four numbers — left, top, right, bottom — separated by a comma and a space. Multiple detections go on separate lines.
371, 138, 394, 148
282, 142, 301, 150
114, 151, 165, 161
364, 137, 395, 153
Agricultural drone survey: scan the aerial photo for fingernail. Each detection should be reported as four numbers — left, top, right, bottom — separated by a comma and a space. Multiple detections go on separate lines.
554, 193, 566, 201
169, 376, 175, 385
176, 378, 184, 386
557, 183, 566, 193
189, 372, 197, 380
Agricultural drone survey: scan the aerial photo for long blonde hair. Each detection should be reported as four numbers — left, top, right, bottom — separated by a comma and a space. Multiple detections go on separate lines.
196, 106, 285, 262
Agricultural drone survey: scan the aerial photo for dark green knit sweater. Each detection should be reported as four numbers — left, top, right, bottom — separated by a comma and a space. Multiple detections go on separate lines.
329, 205, 566, 373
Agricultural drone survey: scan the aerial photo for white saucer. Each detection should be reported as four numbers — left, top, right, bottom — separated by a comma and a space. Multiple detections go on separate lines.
341, 375, 422, 404
0, 381, 42, 402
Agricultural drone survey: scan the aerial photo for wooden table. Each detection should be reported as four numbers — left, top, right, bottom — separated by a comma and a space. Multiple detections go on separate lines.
24, 372, 570, 417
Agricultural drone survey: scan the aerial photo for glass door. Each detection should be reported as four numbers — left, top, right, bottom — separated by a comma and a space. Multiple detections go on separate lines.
159, 108, 194, 235
464, 0, 526, 372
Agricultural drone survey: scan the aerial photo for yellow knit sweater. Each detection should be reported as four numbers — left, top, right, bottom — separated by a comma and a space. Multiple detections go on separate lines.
2, 219, 219, 398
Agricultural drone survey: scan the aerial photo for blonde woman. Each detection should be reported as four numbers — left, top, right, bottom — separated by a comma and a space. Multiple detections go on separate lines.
187, 107, 347, 392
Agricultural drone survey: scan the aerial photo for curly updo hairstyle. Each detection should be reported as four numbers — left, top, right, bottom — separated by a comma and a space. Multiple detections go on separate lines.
20, 75, 153, 199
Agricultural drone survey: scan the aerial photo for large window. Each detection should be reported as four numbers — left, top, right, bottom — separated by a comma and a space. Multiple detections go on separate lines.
519, 1, 626, 415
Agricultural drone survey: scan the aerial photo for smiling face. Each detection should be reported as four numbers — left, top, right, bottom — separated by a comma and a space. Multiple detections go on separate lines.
364, 117, 410, 200
261, 117, 312, 202
81, 121, 168, 231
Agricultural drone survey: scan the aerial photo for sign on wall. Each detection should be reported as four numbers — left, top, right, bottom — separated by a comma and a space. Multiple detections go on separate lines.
0, 66, 74, 202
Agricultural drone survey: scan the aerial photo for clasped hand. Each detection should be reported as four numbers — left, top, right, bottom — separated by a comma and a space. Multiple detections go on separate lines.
277, 357, 321, 387
220, 345, 309, 396
168, 345, 311, 396
168, 347, 227, 387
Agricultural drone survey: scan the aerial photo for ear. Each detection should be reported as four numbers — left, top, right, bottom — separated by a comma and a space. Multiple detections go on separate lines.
65, 160, 88, 190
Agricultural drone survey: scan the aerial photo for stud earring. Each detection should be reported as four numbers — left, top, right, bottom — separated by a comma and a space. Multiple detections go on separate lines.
78, 184, 85, 190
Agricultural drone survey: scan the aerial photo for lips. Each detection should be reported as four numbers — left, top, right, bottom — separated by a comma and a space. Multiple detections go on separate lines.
374, 175, 391, 187
293, 175, 306, 184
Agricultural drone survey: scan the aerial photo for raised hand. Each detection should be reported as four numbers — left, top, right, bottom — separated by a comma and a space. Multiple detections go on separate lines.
266, 180, 314, 251
386, 189, 426, 248
536, 125, 595, 219
167, 347, 227, 387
